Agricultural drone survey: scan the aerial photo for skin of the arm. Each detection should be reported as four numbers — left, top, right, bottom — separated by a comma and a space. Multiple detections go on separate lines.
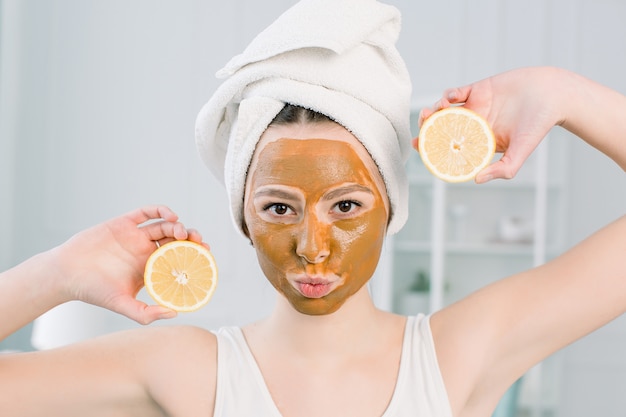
0, 325, 217, 416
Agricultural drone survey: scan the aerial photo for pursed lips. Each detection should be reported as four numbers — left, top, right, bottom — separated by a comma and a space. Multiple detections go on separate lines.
289, 274, 340, 298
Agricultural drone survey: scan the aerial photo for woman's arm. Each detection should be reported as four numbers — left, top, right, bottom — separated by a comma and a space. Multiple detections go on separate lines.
0, 325, 217, 416
420, 67, 626, 415
0, 205, 203, 340
0, 206, 217, 416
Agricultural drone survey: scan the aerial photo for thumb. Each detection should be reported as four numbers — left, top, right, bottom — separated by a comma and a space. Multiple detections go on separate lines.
475, 136, 539, 184
475, 157, 520, 184
111, 296, 178, 325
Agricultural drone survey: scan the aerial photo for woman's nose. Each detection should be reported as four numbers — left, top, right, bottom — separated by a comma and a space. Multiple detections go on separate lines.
296, 213, 330, 264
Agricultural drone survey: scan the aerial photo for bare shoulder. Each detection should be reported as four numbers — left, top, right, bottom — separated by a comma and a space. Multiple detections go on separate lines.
0, 325, 218, 416
135, 325, 218, 416
79, 324, 217, 360
137, 324, 217, 347
63, 325, 218, 415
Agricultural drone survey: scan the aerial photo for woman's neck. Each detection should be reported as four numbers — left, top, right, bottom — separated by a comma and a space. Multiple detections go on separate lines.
244, 286, 402, 361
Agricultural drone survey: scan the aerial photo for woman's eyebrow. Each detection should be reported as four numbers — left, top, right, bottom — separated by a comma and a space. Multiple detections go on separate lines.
323, 184, 373, 201
254, 188, 300, 200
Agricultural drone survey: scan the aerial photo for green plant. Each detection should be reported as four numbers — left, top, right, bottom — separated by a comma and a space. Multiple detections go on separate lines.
409, 269, 430, 292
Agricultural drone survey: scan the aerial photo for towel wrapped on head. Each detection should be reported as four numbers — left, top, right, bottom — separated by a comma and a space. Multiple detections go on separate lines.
195, 0, 413, 236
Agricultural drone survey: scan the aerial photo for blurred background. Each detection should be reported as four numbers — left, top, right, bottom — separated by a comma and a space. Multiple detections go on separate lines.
0, 1, 625, 416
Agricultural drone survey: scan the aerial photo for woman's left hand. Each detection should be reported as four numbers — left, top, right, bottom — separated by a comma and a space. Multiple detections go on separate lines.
414, 67, 567, 183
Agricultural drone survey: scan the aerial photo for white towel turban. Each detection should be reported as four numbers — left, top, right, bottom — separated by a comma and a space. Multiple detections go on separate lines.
195, 0, 413, 236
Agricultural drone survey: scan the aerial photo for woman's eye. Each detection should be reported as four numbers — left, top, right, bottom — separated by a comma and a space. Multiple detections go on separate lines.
335, 200, 361, 214
265, 203, 293, 216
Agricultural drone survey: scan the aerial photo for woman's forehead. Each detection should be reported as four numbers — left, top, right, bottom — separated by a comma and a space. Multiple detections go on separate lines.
253, 138, 370, 185
245, 122, 389, 204
252, 122, 376, 170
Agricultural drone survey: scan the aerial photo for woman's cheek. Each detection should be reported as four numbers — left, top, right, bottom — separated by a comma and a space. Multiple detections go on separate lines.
337, 210, 387, 265
252, 225, 299, 296
336, 207, 387, 241
251, 222, 295, 262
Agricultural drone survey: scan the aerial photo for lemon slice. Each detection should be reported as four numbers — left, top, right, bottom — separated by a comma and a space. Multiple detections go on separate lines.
418, 106, 496, 183
144, 240, 218, 312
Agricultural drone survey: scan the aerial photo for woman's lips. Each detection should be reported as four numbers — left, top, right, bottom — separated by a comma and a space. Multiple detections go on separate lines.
292, 276, 337, 298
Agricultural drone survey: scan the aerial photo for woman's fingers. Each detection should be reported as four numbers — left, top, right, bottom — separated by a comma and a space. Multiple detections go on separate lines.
140, 221, 206, 246
127, 205, 179, 226
475, 132, 540, 183
110, 295, 177, 325
417, 85, 473, 128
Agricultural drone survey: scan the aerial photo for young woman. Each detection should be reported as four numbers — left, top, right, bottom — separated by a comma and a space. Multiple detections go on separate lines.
1, 0, 625, 415
1, 67, 625, 417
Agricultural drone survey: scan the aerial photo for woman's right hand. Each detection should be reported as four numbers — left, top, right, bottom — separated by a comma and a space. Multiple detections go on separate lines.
51, 205, 207, 324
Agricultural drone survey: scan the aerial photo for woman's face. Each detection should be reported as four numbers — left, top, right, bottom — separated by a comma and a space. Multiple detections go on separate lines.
243, 122, 389, 315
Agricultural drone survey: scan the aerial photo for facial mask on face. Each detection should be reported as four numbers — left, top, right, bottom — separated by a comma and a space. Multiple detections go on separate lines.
244, 137, 388, 315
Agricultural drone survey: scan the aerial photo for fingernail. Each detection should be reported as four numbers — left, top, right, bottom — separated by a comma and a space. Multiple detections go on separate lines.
159, 310, 177, 319
476, 173, 493, 184
448, 91, 458, 101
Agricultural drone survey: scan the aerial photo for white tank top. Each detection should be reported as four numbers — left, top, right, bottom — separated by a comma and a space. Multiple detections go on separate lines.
212, 314, 453, 416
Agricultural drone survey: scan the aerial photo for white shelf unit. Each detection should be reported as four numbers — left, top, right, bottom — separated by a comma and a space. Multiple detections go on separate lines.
390, 108, 567, 315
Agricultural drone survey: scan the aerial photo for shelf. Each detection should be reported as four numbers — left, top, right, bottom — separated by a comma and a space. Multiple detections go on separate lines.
408, 176, 563, 190
447, 241, 534, 255
394, 241, 432, 252
390, 124, 565, 318
394, 240, 561, 256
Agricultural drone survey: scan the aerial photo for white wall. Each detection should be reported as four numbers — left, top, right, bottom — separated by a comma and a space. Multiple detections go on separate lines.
0, 0, 300, 346
1, 0, 626, 414
0, 0, 23, 350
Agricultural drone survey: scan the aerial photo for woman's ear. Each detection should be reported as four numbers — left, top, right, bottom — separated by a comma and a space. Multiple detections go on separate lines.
241, 221, 254, 246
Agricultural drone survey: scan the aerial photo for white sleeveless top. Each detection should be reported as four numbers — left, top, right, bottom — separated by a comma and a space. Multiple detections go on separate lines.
212, 314, 453, 416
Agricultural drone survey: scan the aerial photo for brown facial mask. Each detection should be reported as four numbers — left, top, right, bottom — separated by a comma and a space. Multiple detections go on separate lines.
244, 135, 388, 315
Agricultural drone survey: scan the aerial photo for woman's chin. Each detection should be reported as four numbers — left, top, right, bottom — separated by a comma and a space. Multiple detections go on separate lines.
290, 297, 346, 316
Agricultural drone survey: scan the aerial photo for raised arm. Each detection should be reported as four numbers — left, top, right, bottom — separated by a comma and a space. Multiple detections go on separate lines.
421, 67, 626, 416
0, 205, 205, 341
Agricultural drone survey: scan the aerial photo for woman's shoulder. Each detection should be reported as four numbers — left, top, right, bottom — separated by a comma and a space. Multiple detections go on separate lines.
111, 324, 217, 351
131, 325, 218, 414
134, 324, 218, 367
143, 323, 217, 342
